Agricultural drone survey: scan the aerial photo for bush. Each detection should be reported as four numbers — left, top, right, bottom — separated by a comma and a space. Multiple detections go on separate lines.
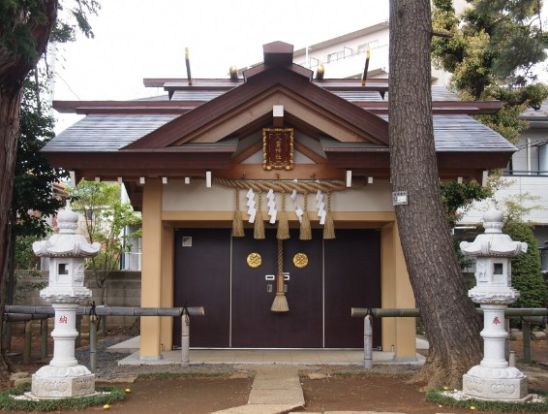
503, 221, 547, 308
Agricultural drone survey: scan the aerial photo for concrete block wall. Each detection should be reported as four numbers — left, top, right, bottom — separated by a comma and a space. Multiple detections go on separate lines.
14, 270, 141, 331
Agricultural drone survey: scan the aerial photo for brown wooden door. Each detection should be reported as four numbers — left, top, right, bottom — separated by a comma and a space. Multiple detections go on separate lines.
232, 229, 323, 348
173, 229, 231, 347
324, 229, 381, 348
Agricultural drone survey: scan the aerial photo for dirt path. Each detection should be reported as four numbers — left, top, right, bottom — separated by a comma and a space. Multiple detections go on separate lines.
7, 376, 252, 414
301, 373, 548, 414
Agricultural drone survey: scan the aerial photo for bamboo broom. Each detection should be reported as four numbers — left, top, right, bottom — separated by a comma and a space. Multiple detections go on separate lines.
271, 238, 289, 312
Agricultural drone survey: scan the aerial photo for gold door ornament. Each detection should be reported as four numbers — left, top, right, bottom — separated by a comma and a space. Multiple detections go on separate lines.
246, 252, 262, 268
292, 252, 308, 269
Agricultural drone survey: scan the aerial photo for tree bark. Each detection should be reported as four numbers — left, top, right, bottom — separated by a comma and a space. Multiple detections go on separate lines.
0, 87, 22, 380
0, 0, 58, 381
389, 0, 482, 388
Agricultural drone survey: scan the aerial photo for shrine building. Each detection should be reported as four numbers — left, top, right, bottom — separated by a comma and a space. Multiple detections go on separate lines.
45, 42, 515, 361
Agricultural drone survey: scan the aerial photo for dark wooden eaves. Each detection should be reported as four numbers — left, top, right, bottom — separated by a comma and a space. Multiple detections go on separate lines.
123, 68, 389, 150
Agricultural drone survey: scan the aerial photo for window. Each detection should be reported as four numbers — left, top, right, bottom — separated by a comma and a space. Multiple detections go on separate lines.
493, 263, 503, 275
58, 263, 69, 275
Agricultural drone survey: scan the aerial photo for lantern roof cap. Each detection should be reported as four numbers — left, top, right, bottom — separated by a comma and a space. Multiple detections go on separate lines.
460, 208, 527, 258
33, 203, 100, 258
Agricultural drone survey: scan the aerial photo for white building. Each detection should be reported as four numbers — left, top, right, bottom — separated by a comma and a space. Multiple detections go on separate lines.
290, 16, 548, 277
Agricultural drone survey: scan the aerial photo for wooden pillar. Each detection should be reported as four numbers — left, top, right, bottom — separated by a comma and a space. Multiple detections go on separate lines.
140, 179, 163, 360
381, 222, 416, 359
160, 224, 174, 351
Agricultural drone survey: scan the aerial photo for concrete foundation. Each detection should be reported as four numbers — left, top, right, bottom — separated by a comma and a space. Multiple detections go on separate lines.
463, 373, 529, 401
31, 366, 95, 399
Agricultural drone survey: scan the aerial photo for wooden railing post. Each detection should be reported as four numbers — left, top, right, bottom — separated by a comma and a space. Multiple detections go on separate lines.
522, 319, 531, 363
40, 318, 48, 359
23, 320, 32, 364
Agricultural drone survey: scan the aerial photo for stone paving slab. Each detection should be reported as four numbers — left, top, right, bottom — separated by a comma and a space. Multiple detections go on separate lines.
212, 404, 299, 414
211, 366, 304, 414
117, 348, 425, 366
248, 388, 304, 405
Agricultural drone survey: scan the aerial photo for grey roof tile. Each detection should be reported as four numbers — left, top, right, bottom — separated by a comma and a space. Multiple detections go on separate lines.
45, 113, 514, 153
379, 114, 514, 151
44, 114, 177, 152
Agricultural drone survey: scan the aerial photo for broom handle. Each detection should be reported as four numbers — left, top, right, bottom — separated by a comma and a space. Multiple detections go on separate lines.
276, 239, 284, 293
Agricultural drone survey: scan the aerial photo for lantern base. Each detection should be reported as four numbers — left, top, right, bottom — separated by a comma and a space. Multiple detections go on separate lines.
30, 365, 95, 399
463, 367, 528, 401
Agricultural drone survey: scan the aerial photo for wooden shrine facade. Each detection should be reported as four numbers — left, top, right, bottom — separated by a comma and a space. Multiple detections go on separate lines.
44, 41, 515, 359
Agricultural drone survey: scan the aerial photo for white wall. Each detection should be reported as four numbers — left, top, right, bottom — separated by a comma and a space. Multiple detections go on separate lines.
460, 176, 548, 225
163, 179, 394, 213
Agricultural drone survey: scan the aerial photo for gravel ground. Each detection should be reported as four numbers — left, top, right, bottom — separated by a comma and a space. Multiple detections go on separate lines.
74, 335, 249, 382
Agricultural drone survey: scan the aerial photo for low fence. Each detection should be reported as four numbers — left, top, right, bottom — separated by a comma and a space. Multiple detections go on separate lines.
351, 307, 548, 369
4, 305, 204, 370
13, 271, 141, 330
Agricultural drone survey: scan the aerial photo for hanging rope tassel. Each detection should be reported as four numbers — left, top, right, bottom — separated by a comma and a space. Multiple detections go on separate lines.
299, 192, 312, 240
276, 192, 290, 240
253, 192, 265, 240
232, 189, 245, 237
271, 238, 289, 312
323, 191, 335, 240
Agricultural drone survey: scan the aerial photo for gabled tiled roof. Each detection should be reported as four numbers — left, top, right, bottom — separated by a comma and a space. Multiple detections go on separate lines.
44, 113, 515, 153
44, 41, 514, 183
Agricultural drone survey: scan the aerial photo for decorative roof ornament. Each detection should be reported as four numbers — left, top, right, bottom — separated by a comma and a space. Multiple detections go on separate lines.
460, 208, 527, 258
32, 201, 101, 258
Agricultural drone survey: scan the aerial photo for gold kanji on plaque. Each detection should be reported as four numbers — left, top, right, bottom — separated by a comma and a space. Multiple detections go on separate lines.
262, 128, 294, 171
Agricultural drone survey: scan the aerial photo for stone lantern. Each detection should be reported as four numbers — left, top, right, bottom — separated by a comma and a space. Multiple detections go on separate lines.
460, 209, 529, 401
30, 203, 100, 399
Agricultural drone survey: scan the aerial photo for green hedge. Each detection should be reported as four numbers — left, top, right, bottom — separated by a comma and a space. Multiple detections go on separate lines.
503, 221, 547, 308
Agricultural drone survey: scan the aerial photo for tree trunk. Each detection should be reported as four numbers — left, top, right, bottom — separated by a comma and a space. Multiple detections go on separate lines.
389, 0, 482, 388
0, 87, 22, 380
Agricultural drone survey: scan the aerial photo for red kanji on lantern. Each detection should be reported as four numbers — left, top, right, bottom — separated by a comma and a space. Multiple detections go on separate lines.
59, 315, 68, 324
492, 316, 501, 325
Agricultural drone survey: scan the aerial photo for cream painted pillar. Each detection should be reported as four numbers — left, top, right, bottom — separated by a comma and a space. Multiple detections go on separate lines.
380, 222, 416, 359
381, 224, 397, 352
393, 223, 416, 359
140, 179, 163, 360
160, 224, 174, 350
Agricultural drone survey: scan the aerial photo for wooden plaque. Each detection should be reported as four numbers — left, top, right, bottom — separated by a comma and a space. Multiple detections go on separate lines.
262, 128, 294, 171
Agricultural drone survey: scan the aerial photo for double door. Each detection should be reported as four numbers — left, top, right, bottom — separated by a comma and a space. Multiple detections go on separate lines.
173, 228, 380, 348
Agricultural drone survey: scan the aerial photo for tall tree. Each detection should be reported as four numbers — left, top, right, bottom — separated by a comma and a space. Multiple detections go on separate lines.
71, 180, 141, 333
389, 0, 482, 388
3, 69, 67, 344
0, 0, 97, 380
432, 0, 548, 143
14, 70, 66, 238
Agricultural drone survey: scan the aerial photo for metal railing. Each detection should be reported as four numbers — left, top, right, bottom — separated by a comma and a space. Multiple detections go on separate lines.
351, 307, 548, 369
503, 169, 548, 177
4, 305, 205, 370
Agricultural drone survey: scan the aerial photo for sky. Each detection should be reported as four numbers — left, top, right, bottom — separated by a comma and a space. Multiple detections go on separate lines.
51, 0, 547, 133
52, 0, 389, 104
